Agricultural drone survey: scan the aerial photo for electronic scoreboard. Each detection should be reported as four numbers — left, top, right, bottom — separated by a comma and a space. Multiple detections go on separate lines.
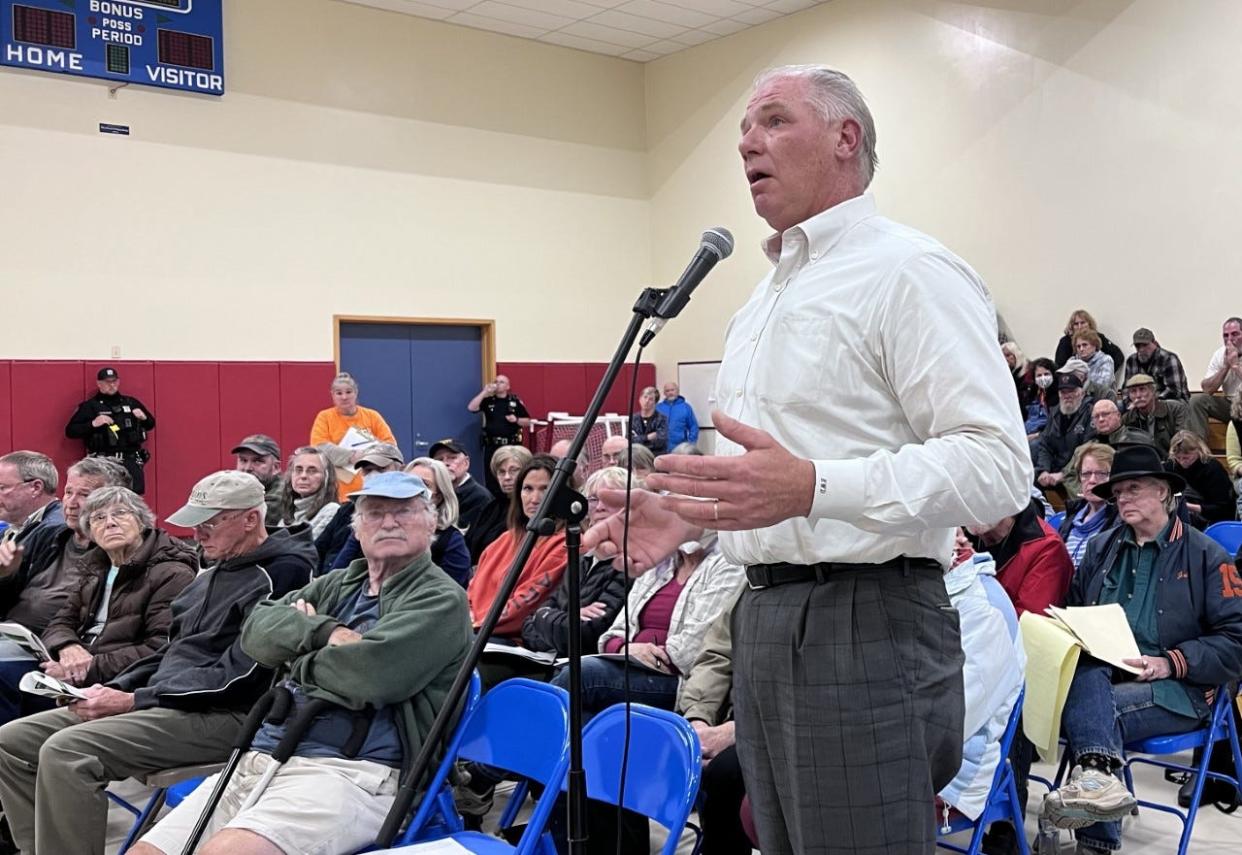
1, 0, 224, 95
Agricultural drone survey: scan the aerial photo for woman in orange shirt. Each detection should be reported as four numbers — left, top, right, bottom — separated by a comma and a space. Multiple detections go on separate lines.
468, 454, 567, 641
309, 372, 397, 500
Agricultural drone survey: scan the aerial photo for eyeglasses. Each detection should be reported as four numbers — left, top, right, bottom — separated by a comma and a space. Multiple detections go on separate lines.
194, 510, 245, 534
0, 479, 34, 494
358, 507, 422, 526
88, 508, 136, 526
1080, 469, 1111, 482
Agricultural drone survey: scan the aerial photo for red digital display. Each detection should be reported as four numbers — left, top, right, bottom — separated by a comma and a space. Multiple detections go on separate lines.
12, 4, 75, 49
157, 28, 213, 71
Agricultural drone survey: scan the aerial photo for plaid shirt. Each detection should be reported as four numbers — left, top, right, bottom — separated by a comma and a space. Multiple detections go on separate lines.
1124, 347, 1190, 400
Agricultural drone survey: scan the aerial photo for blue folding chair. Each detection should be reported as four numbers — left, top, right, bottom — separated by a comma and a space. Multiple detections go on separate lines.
1121, 684, 1242, 855
379, 669, 485, 846
1204, 521, 1242, 556
937, 690, 1029, 855
370, 677, 571, 855
1047, 511, 1065, 531
109, 763, 221, 853
577, 702, 703, 855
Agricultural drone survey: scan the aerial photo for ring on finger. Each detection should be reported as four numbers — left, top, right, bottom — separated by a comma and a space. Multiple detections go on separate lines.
713, 499, 720, 522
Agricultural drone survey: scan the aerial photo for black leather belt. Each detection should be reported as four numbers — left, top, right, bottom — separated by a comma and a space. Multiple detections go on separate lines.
745, 556, 941, 589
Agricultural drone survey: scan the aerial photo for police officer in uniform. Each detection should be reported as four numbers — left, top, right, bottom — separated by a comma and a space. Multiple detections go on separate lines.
467, 374, 530, 495
64, 367, 155, 494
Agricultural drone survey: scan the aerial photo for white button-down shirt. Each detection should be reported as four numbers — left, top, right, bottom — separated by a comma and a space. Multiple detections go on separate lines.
1202, 345, 1242, 397
715, 194, 1032, 568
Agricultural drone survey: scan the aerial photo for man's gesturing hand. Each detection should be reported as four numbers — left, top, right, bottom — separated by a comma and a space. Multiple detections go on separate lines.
644, 411, 814, 530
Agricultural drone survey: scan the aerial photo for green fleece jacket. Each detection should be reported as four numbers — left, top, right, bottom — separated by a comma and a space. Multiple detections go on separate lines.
240, 552, 471, 766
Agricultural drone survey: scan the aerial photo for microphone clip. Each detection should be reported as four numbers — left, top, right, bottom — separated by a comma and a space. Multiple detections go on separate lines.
633, 287, 669, 319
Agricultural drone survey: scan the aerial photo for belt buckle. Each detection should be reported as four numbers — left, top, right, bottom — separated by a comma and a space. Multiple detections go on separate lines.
747, 565, 772, 590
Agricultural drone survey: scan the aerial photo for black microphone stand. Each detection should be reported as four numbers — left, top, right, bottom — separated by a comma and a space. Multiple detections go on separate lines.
376, 285, 669, 852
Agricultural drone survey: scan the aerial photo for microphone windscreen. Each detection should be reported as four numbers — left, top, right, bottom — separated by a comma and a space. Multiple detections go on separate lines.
702, 227, 734, 260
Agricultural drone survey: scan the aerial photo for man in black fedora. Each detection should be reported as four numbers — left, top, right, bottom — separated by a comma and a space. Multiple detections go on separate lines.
1040, 444, 1242, 853
64, 368, 155, 494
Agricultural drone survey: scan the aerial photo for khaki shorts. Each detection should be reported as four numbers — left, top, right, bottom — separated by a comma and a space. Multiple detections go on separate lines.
140, 751, 399, 855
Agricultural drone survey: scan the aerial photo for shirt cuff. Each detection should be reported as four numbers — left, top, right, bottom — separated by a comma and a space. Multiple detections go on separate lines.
808, 458, 866, 522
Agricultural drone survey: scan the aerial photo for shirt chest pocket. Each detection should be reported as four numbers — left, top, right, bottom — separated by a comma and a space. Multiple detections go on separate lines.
754, 314, 833, 407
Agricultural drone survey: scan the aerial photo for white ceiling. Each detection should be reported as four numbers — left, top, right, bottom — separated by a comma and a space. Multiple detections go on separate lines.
335, 0, 827, 62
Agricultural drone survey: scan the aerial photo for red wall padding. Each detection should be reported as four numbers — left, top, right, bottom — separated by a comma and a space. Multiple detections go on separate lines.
497, 362, 657, 421
1, 360, 654, 524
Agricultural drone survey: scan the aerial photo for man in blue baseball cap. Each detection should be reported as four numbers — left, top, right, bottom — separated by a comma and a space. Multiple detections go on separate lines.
131, 471, 472, 855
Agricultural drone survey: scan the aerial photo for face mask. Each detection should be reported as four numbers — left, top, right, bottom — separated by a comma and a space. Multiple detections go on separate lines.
1035, 375, 1053, 389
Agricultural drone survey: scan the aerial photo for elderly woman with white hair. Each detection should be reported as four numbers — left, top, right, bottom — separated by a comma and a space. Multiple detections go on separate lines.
0, 487, 196, 724
1041, 445, 1242, 852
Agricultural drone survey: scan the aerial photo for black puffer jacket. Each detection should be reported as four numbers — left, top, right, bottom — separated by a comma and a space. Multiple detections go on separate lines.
521, 556, 627, 656
42, 529, 197, 685
1035, 399, 1096, 477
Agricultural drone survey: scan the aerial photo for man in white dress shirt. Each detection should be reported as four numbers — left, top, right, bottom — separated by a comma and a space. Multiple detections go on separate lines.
584, 65, 1030, 854
1186, 316, 1242, 439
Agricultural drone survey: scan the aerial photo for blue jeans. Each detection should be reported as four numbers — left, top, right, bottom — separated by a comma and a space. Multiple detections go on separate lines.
550, 655, 679, 717
0, 654, 52, 727
1061, 659, 1204, 851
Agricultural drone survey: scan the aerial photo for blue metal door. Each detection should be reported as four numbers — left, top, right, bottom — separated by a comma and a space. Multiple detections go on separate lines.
338, 322, 486, 480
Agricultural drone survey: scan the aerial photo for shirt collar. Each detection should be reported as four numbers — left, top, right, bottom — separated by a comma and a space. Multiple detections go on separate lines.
1122, 515, 1175, 548
761, 192, 877, 265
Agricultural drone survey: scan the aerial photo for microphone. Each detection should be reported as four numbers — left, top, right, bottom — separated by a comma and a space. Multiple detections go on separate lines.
640, 227, 734, 346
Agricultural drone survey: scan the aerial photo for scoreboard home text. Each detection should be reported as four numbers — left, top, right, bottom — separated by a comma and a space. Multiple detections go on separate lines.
1, 0, 224, 95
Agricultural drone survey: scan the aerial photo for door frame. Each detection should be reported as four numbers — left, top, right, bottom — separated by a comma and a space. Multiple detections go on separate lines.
332, 315, 496, 386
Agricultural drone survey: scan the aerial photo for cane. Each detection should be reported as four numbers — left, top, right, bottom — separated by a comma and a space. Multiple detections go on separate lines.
178, 685, 291, 855
235, 697, 334, 812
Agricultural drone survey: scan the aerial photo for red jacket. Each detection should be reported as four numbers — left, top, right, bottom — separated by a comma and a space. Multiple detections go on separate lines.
988, 506, 1074, 617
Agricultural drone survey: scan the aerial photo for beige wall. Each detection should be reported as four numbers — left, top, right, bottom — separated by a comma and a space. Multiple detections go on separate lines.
643, 0, 1242, 385
5, 0, 1240, 383
0, 0, 649, 362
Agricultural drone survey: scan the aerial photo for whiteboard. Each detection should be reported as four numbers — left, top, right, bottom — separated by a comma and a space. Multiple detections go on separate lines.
677, 361, 721, 429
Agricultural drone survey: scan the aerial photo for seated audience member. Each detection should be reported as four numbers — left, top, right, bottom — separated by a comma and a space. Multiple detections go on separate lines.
1003, 342, 1037, 415
1024, 358, 1058, 454
0, 453, 65, 617
130, 471, 471, 855
232, 434, 283, 519
1057, 444, 1119, 569
1040, 446, 1242, 853
406, 458, 470, 587
0, 488, 196, 725
0, 471, 315, 854
1123, 328, 1189, 401
937, 533, 1025, 831
546, 439, 588, 489
430, 438, 492, 531
1122, 373, 1188, 455
1187, 316, 1242, 439
599, 435, 628, 468
464, 445, 532, 565
1073, 331, 1116, 395
274, 446, 340, 539
311, 372, 398, 501
615, 443, 657, 480
571, 531, 744, 712
1034, 374, 1095, 493
657, 381, 699, 448
1090, 399, 1154, 449
1054, 309, 1124, 371
630, 386, 670, 454
521, 467, 629, 658
468, 455, 566, 641
0, 458, 129, 641
1166, 430, 1236, 527
314, 443, 403, 575
1226, 394, 1242, 519
325, 456, 472, 588
966, 498, 1073, 618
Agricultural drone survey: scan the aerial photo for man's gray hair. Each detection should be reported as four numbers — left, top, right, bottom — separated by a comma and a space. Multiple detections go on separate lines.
753, 64, 878, 186
78, 486, 155, 538
0, 451, 57, 494
67, 457, 132, 489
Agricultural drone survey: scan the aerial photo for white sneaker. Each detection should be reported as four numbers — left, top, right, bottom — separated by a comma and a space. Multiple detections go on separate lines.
1042, 765, 1137, 830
